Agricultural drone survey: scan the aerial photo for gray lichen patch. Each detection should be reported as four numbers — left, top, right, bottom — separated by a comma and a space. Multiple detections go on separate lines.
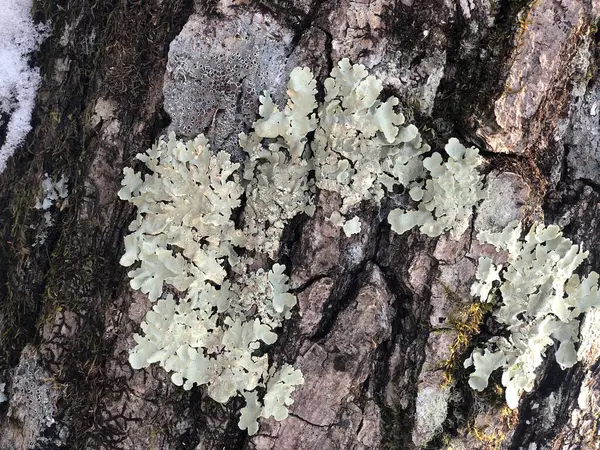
566, 78, 600, 185
326, 0, 390, 66
428, 259, 477, 328
577, 308, 600, 365
474, 171, 531, 234
412, 384, 451, 447
407, 241, 478, 447
163, 10, 294, 156
374, 50, 447, 117
559, 361, 600, 448
90, 97, 121, 141
0, 345, 68, 449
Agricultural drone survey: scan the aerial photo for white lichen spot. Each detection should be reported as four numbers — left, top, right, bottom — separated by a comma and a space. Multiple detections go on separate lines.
412, 386, 450, 446
0, 382, 7, 403
342, 216, 362, 237
577, 375, 591, 409
32, 173, 69, 246
34, 173, 69, 211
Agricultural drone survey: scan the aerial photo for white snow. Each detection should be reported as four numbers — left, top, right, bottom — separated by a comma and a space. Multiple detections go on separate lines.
0, 0, 47, 173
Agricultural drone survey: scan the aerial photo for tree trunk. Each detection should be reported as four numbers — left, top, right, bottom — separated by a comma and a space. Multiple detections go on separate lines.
1, 0, 600, 449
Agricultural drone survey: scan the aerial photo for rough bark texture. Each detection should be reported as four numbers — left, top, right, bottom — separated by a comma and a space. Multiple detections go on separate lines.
1, 0, 600, 449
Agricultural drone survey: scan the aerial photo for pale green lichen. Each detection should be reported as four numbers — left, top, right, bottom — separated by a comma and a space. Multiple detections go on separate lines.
243, 59, 484, 242
239, 66, 317, 257
467, 221, 600, 409
342, 216, 362, 236
119, 132, 302, 434
239, 364, 304, 434
388, 138, 486, 239
120, 58, 493, 435
312, 59, 430, 232
119, 133, 245, 301
33, 173, 69, 246
34, 173, 68, 211
306, 59, 485, 240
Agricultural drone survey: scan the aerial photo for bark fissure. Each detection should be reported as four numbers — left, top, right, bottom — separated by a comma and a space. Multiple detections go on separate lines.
2, 0, 600, 448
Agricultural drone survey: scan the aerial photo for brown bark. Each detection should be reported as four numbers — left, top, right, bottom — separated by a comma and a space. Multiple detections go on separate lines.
1, 0, 600, 449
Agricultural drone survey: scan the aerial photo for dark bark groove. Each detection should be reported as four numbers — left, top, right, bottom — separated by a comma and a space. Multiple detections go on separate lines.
1, 0, 600, 449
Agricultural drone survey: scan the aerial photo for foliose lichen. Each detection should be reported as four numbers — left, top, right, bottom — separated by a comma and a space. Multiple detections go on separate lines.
467, 221, 600, 408
119, 58, 490, 434
119, 133, 303, 434
33, 173, 69, 246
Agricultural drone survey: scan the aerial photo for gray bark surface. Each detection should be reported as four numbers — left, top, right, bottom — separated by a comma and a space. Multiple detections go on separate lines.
1, 0, 600, 449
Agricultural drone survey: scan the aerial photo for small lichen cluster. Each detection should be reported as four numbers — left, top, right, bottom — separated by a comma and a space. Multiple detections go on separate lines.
310, 59, 429, 235
33, 173, 68, 246
307, 61, 485, 239
388, 138, 485, 239
467, 221, 600, 408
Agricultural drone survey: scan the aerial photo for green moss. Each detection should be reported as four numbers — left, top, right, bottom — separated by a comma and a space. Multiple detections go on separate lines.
438, 284, 493, 387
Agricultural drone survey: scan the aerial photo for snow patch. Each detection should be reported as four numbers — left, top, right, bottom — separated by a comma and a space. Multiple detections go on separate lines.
0, 0, 47, 173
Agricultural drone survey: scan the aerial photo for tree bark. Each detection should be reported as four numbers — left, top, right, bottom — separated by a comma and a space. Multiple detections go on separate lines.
1, 0, 600, 449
